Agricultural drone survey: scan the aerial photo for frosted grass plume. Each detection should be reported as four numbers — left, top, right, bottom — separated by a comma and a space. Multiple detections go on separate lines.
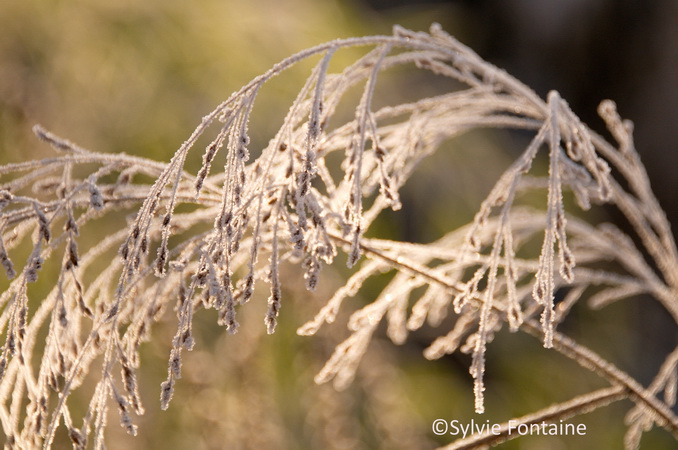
0, 23, 676, 448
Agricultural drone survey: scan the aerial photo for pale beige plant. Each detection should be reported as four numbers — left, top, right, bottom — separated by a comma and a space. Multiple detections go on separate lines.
0, 24, 676, 448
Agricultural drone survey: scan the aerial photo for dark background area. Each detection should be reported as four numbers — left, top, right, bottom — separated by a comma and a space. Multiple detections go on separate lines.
363, 0, 678, 232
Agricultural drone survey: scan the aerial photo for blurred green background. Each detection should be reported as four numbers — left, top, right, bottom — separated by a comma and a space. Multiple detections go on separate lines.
1, 0, 676, 448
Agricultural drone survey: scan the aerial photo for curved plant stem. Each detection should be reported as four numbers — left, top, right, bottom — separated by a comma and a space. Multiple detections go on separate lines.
441, 385, 628, 449
329, 232, 678, 438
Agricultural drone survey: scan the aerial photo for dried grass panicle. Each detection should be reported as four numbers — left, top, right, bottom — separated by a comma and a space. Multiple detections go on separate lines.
0, 23, 676, 447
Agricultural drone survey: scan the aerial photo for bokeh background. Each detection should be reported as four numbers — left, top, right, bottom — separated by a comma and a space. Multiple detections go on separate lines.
1, 0, 676, 448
